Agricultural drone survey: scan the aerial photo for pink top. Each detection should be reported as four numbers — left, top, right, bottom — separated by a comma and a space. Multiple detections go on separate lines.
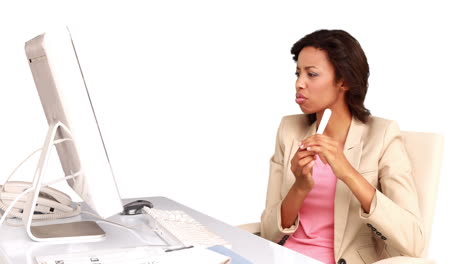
284, 158, 337, 264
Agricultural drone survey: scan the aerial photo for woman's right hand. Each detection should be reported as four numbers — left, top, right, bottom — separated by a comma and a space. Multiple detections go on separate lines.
290, 145, 316, 192
280, 144, 315, 229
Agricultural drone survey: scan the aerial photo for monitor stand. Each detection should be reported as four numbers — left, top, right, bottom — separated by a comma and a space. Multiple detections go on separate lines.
30, 221, 104, 240
22, 121, 105, 242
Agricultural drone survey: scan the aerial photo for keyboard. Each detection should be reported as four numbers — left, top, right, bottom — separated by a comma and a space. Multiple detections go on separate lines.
36, 245, 231, 264
143, 208, 230, 248
36, 209, 233, 264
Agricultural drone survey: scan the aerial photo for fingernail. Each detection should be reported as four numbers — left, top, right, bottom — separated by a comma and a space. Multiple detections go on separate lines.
307, 147, 312, 151
300, 144, 305, 149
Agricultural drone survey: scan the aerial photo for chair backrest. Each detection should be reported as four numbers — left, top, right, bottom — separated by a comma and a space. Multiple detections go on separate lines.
401, 131, 444, 257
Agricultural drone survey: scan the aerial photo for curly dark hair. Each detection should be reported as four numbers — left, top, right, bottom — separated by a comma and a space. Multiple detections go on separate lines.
291, 29, 371, 124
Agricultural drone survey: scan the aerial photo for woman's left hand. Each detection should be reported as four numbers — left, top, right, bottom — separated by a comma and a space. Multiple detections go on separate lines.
299, 134, 354, 181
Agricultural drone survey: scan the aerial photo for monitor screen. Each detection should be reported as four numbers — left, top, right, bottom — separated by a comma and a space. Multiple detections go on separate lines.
25, 28, 122, 220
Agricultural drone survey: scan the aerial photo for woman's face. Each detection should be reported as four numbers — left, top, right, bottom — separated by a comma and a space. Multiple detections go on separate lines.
295, 46, 345, 114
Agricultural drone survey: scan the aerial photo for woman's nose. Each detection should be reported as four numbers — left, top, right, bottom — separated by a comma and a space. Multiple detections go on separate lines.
296, 77, 305, 89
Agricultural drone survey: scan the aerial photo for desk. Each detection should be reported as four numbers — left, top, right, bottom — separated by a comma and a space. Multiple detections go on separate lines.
0, 197, 323, 264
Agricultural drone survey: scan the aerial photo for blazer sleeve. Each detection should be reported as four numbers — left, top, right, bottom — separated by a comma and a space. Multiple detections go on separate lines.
359, 120, 425, 257
260, 117, 299, 242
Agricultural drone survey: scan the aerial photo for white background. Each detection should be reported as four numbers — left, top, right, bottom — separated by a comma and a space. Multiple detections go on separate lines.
0, 0, 466, 262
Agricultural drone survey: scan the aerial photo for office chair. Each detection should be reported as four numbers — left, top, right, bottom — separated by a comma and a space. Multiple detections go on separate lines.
237, 131, 444, 263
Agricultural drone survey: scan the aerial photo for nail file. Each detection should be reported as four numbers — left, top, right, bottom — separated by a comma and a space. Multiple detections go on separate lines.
316, 109, 332, 134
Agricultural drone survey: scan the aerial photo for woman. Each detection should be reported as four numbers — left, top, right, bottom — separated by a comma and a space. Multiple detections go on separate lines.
260, 30, 425, 264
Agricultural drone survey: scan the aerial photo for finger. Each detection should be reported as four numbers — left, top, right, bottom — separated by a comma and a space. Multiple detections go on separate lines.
298, 141, 306, 150
302, 159, 315, 176
302, 134, 337, 149
300, 134, 323, 146
291, 151, 313, 172
305, 146, 329, 165
318, 153, 328, 165
306, 146, 323, 154
309, 142, 340, 159
297, 155, 315, 168
295, 148, 317, 159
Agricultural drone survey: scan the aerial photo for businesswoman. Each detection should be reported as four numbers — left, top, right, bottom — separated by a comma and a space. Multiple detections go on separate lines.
260, 30, 426, 264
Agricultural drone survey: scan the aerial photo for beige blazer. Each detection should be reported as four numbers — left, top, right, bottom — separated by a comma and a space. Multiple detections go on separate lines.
260, 115, 425, 264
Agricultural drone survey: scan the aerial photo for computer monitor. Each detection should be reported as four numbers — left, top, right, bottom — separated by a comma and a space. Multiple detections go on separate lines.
23, 27, 123, 242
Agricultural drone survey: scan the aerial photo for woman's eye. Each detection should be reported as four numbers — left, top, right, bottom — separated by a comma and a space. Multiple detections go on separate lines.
308, 72, 318, 77
294, 72, 300, 77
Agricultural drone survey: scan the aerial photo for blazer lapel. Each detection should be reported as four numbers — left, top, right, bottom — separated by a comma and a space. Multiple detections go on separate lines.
334, 117, 364, 259
304, 120, 317, 138
284, 122, 317, 194
285, 122, 317, 188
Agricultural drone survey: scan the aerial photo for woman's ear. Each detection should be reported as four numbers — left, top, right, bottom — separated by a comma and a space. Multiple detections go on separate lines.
338, 79, 349, 92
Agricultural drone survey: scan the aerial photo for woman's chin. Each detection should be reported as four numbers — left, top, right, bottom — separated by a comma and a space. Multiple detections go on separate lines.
299, 105, 318, 114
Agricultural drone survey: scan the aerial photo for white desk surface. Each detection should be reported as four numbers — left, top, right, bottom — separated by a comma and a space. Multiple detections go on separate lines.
0, 196, 323, 264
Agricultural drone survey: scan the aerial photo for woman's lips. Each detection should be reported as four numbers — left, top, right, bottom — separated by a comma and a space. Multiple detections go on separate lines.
295, 93, 306, 104
295, 98, 306, 104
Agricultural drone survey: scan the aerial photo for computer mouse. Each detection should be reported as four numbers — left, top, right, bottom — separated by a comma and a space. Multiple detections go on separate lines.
122, 199, 153, 215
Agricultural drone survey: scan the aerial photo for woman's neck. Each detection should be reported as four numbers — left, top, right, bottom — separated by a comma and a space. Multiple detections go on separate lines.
316, 107, 352, 146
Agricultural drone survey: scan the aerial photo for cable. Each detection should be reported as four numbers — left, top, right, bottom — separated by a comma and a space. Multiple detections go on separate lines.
0, 172, 81, 228
0, 138, 77, 228
0, 138, 72, 196
0, 172, 82, 221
